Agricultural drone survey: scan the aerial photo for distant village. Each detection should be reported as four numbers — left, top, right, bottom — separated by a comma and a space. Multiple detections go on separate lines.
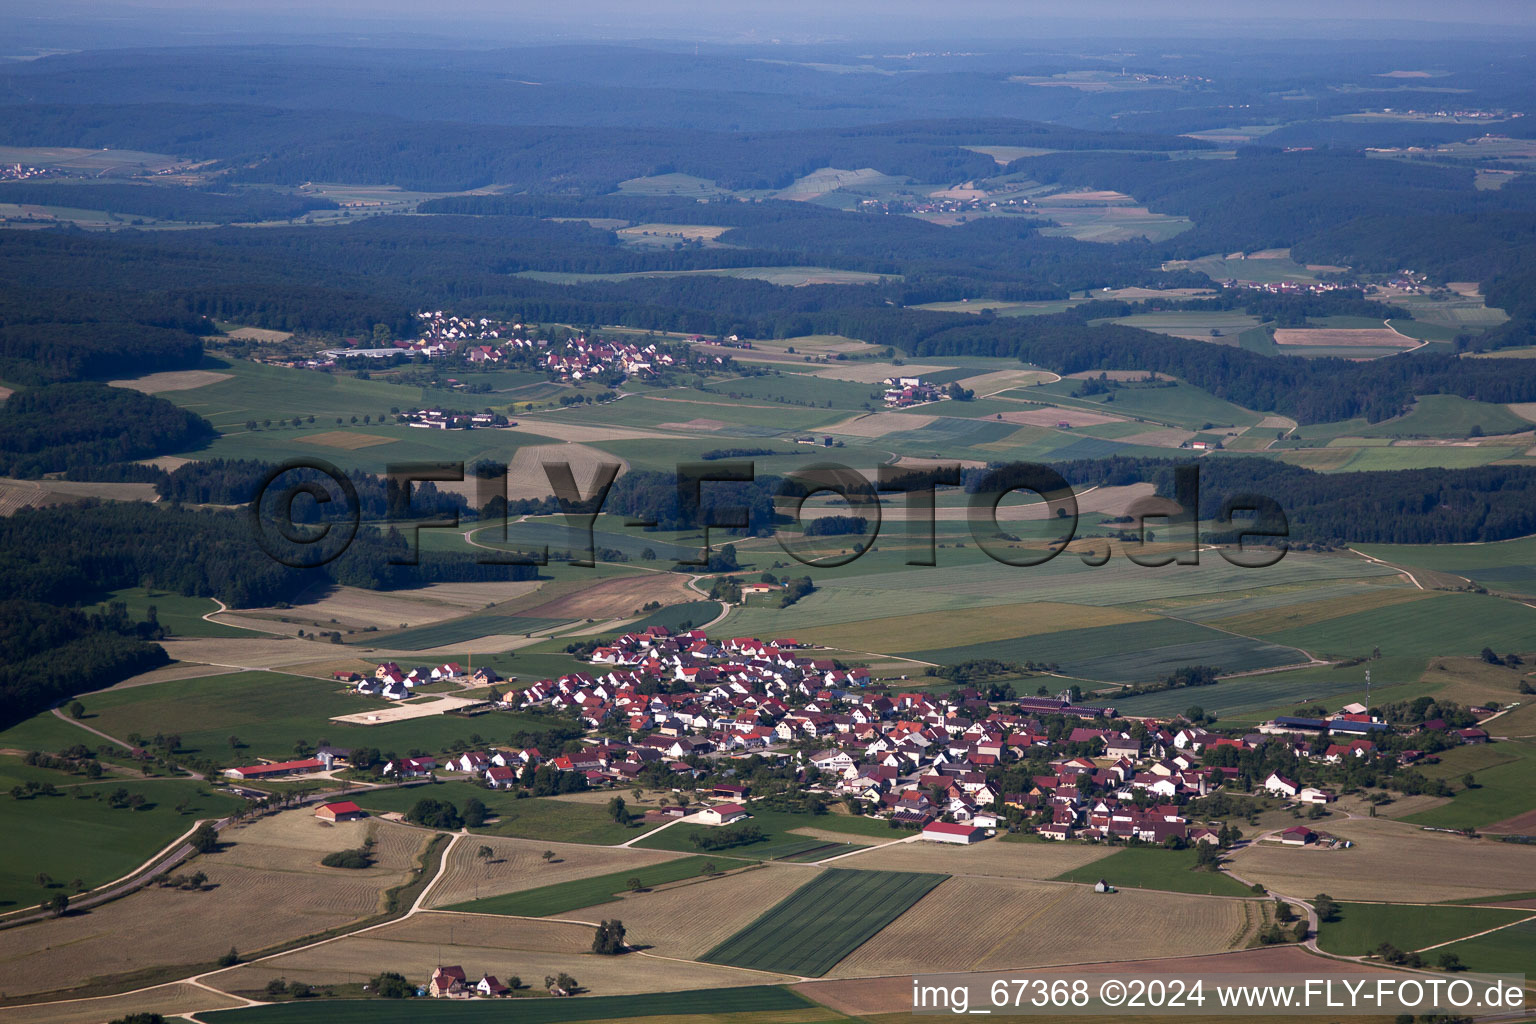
223, 626, 1508, 850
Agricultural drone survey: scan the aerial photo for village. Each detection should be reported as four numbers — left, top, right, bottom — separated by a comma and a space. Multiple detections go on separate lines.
216, 626, 1505, 857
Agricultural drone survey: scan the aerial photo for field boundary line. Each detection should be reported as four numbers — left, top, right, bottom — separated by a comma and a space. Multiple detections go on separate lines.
1409, 911, 1536, 954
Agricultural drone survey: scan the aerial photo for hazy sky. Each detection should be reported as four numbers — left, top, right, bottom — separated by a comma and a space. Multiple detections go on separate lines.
7, 0, 1536, 49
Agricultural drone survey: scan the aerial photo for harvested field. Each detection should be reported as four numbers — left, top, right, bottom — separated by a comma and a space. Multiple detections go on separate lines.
504, 443, 629, 502
1064, 370, 1174, 381
0, 983, 243, 1024
1272, 328, 1417, 348
827, 411, 935, 437
295, 430, 396, 450
834, 836, 1115, 880
828, 877, 1262, 976
1483, 807, 1536, 834
519, 573, 697, 620
807, 361, 952, 384
995, 407, 1125, 427
797, 946, 1397, 1017
330, 693, 479, 725
1208, 586, 1430, 635
137, 454, 194, 471
564, 863, 805, 959
156, 636, 357, 669
427, 834, 685, 908
224, 326, 293, 342
1234, 818, 1536, 901
889, 455, 988, 472
221, 910, 787, 993
0, 477, 159, 516
1035, 189, 1133, 203
0, 813, 427, 997
506, 420, 680, 443
107, 369, 232, 393
617, 222, 730, 241
656, 418, 730, 431
245, 584, 507, 631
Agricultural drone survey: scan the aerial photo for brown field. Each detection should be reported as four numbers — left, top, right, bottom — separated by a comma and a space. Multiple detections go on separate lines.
1063, 370, 1175, 381
296, 430, 397, 451
248, 583, 534, 632
617, 222, 731, 241
427, 835, 686, 908
839, 837, 1115, 880
219, 910, 789, 993
1482, 807, 1536, 834
955, 369, 1059, 396
827, 411, 936, 438
997, 407, 1125, 427
0, 385, 12, 402
518, 572, 698, 620
1099, 287, 1219, 300
657, 418, 731, 431
799, 946, 1399, 1018
796, 601, 1154, 654
828, 877, 1263, 977
807, 361, 953, 384
106, 369, 232, 393
1233, 817, 1536, 901
1272, 328, 1417, 349
1119, 427, 1196, 447
0, 813, 428, 997
1208, 586, 1426, 635
1034, 189, 1133, 203
223, 325, 294, 342
564, 863, 805, 959
504, 443, 630, 502
136, 454, 195, 471
505, 419, 679, 443
0, 983, 244, 1024
0, 477, 160, 516
155, 635, 352, 669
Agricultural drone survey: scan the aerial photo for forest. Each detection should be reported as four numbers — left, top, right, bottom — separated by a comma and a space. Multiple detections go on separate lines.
0, 383, 215, 477
0, 182, 337, 223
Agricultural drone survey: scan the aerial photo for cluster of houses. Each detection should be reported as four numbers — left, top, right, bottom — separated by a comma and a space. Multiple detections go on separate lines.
1, 163, 59, 182
423, 965, 518, 999
335, 662, 506, 701
1219, 277, 1352, 295
881, 375, 946, 407
540, 337, 675, 382
857, 195, 1030, 217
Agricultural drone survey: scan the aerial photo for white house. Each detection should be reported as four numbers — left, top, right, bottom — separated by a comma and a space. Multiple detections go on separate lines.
921, 821, 984, 844
1263, 772, 1299, 798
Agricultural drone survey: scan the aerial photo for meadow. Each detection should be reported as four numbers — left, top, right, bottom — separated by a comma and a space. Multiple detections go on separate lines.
701, 868, 947, 977
635, 808, 890, 862
1052, 847, 1256, 897
1315, 902, 1531, 955
1260, 592, 1536, 660
1356, 535, 1536, 598
0, 772, 245, 911
1433, 916, 1536, 975
352, 785, 663, 845
69, 671, 568, 761
441, 855, 734, 917
1401, 739, 1536, 831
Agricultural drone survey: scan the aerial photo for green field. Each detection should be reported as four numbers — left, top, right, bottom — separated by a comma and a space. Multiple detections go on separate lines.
1402, 740, 1536, 830
906, 617, 1307, 684
351, 784, 661, 845
1262, 592, 1536, 660
68, 671, 567, 762
1315, 901, 1532, 955
0, 773, 245, 911
701, 868, 947, 976
618, 600, 721, 633
1433, 916, 1536, 975
1025, 378, 1261, 430
1052, 847, 1256, 897
204, 985, 818, 1023
634, 808, 891, 862
86, 586, 258, 639
442, 855, 737, 917
1356, 535, 1536, 599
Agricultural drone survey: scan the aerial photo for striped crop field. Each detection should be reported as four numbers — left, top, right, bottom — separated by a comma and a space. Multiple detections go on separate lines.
701, 868, 947, 977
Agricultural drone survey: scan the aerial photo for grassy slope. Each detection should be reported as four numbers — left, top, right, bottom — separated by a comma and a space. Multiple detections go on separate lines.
1053, 847, 1256, 897
1315, 902, 1531, 955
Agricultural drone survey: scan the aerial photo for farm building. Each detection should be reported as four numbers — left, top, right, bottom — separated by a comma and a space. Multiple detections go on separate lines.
314, 801, 366, 822
697, 802, 750, 826
921, 821, 984, 844
223, 758, 325, 780
1278, 826, 1317, 846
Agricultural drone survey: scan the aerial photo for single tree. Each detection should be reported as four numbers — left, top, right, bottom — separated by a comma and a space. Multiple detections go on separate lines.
67, 701, 85, 720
